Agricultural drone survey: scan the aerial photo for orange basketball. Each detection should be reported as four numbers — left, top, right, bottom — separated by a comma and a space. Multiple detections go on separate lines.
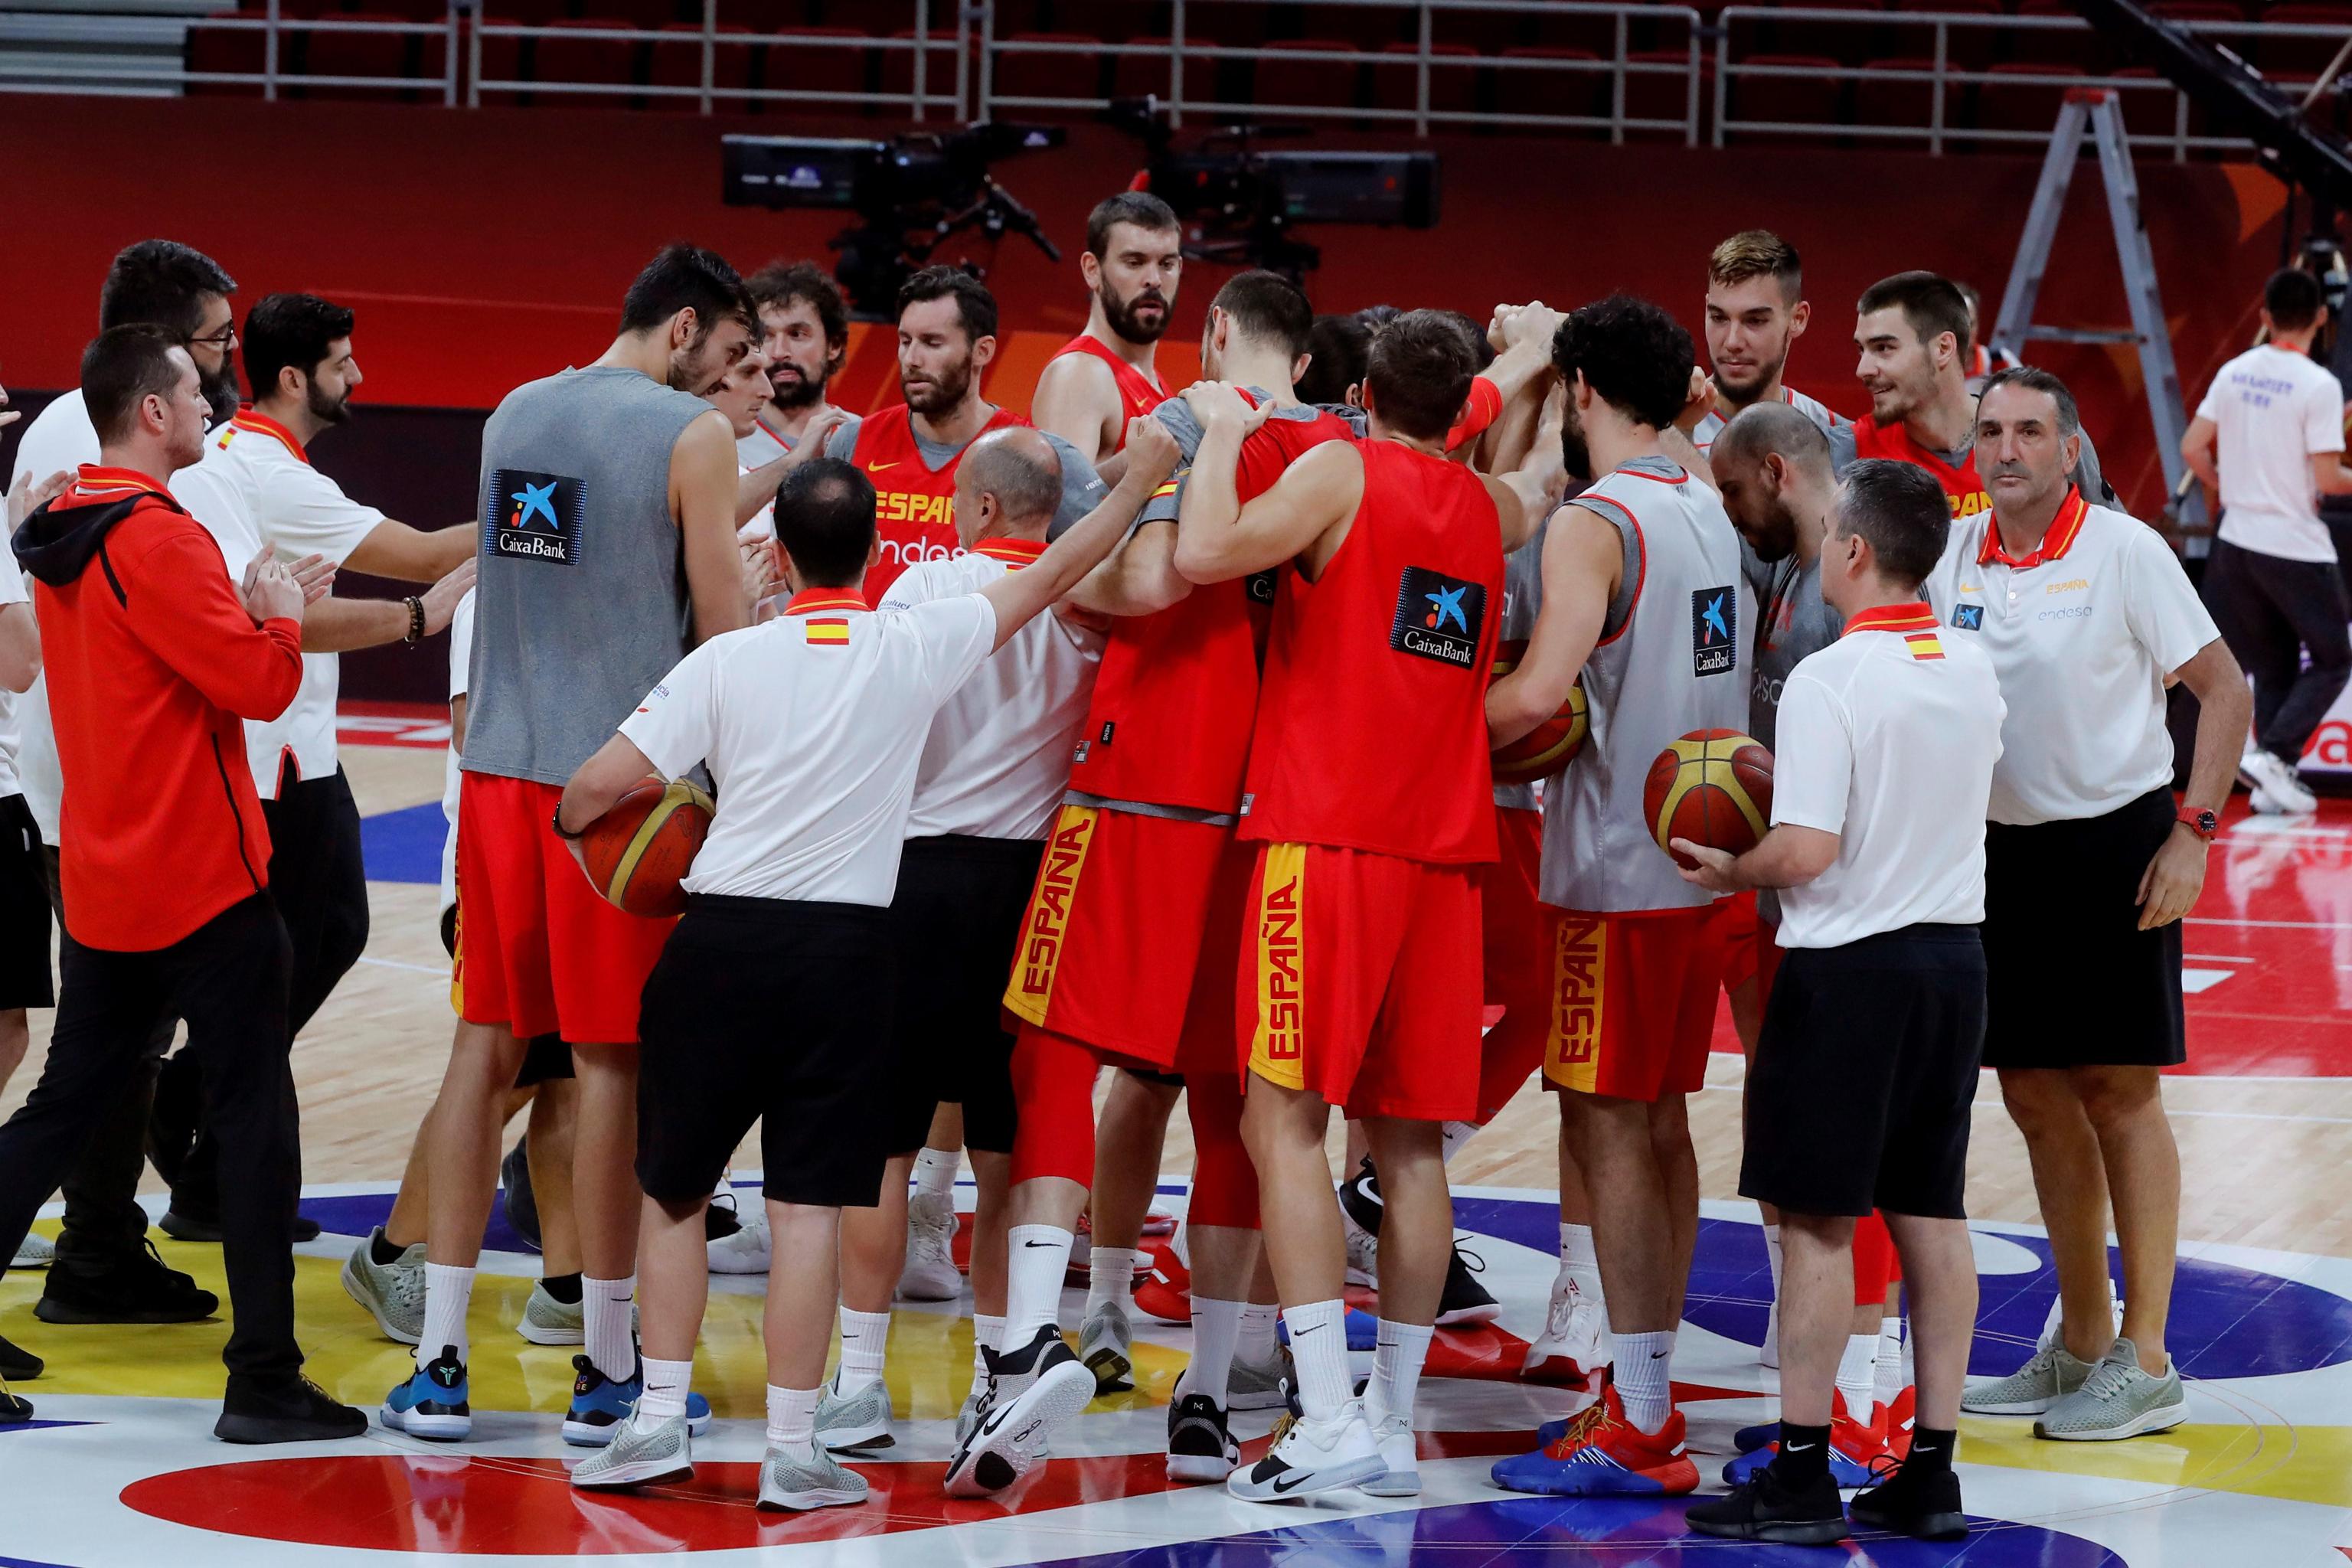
1488, 638, 1589, 786
1642, 729, 1773, 869
579, 776, 713, 918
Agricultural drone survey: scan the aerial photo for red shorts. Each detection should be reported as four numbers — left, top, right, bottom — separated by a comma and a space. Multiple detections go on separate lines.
455, 772, 675, 1045
1237, 842, 1482, 1122
1717, 890, 1789, 1001
1002, 803, 1227, 1071
1542, 903, 1727, 1102
1478, 805, 1549, 1121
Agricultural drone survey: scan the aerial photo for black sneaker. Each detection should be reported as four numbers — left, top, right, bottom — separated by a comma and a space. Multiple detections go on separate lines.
944, 1325, 1096, 1498
1687, 1464, 1850, 1546
214, 1374, 368, 1445
0, 1331, 41, 1382
159, 1209, 322, 1245
1851, 1456, 1969, 1540
1165, 1390, 1240, 1483
36, 1240, 218, 1325
500, 1138, 541, 1252
1338, 1158, 1383, 1238
706, 1195, 743, 1243
1436, 1241, 1501, 1327
0, 1386, 29, 1423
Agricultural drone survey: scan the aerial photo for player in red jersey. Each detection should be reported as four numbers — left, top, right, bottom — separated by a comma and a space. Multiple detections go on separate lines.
1032, 192, 1183, 462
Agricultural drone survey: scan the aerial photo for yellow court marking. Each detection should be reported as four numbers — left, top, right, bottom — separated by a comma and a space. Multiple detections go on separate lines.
1960, 1413, 2352, 1510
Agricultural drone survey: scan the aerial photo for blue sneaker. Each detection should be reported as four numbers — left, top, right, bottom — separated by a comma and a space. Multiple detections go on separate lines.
1489, 1387, 1697, 1498
1721, 1397, 1884, 1490
1278, 1307, 1379, 1352
562, 1355, 714, 1448
381, 1344, 471, 1441
1733, 1418, 1779, 1453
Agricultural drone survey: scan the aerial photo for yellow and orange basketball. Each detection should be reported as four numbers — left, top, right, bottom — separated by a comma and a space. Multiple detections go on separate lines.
1643, 729, 1773, 868
580, 776, 713, 919
1488, 638, 1589, 785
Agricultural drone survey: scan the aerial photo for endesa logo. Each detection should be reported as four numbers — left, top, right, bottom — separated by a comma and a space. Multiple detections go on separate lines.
877, 537, 965, 567
1005, 806, 1097, 1024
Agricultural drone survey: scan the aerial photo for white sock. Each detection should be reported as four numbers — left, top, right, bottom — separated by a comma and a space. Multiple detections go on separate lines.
971, 1313, 1004, 1402
1181, 1296, 1244, 1405
420, 1263, 475, 1365
583, 1275, 636, 1380
1283, 1299, 1354, 1422
1086, 1246, 1139, 1315
1439, 1120, 1478, 1165
634, 1354, 692, 1432
1836, 1332, 1879, 1426
1612, 1329, 1674, 1434
1367, 1318, 1435, 1426
1238, 1302, 1280, 1364
1560, 1222, 1602, 1297
835, 1305, 891, 1393
912, 1147, 959, 1200
1876, 1315, 1906, 1405
1900, 1318, 1916, 1386
1005, 1223, 1073, 1344
766, 1383, 819, 1455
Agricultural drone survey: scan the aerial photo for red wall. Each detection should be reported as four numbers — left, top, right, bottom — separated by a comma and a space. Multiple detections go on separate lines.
0, 94, 2296, 514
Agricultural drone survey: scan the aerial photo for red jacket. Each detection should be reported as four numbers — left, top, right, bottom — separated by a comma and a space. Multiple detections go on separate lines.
15, 466, 302, 951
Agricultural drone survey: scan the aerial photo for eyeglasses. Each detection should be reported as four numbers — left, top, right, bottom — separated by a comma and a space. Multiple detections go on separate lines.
188, 325, 238, 351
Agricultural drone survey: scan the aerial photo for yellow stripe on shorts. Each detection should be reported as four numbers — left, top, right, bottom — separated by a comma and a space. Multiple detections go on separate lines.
1544, 913, 1606, 1095
1003, 804, 1098, 1027
1248, 843, 1308, 1090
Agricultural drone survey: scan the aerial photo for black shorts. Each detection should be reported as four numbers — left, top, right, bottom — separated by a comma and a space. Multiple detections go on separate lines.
884, 835, 1043, 1157
637, 893, 896, 1208
1740, 923, 1986, 1220
1983, 786, 2186, 1070
0, 795, 53, 1011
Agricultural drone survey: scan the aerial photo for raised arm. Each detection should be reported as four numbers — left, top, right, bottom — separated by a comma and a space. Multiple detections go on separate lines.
1172, 384, 1357, 583
1069, 519, 1191, 618
672, 410, 753, 644
345, 518, 477, 584
980, 415, 1178, 650
1487, 503, 1621, 746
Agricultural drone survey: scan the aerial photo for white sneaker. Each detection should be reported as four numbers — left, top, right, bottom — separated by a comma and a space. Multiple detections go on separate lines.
900, 1191, 962, 1302
1341, 1207, 1380, 1290
1760, 1298, 1781, 1370
12, 1231, 52, 1269
1522, 1273, 1610, 1389
1227, 1401, 1386, 1501
707, 1205, 770, 1276
1357, 1412, 1421, 1498
756, 1440, 867, 1511
2242, 747, 2317, 815
1078, 1298, 1135, 1393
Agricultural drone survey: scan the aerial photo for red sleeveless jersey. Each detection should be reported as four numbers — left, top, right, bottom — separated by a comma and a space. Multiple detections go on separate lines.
850, 403, 1026, 599
1067, 403, 1354, 816
1052, 335, 1168, 449
1851, 414, 1992, 526
1239, 439, 1505, 864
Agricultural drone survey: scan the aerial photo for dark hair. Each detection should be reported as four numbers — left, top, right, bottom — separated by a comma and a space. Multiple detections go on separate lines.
242, 292, 354, 401
1086, 191, 1181, 260
773, 458, 877, 586
1857, 270, 1971, 353
619, 243, 753, 338
1210, 270, 1314, 362
1355, 303, 1403, 331
896, 265, 998, 342
2265, 266, 2324, 333
1550, 293, 1696, 431
1442, 310, 1498, 373
99, 240, 236, 338
745, 259, 849, 347
1364, 309, 1478, 440
83, 324, 191, 444
1837, 459, 1951, 588
1978, 364, 2082, 438
1707, 229, 1803, 302
1295, 313, 1371, 405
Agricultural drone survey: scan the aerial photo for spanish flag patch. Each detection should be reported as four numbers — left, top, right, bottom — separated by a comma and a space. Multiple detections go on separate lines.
805, 619, 851, 646
1904, 630, 1945, 661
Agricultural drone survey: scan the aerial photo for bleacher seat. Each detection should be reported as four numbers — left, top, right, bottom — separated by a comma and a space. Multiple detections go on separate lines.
1890, 0, 2003, 70
296, 12, 411, 96
1729, 51, 1845, 139
528, 16, 645, 103
990, 32, 1101, 115
1110, 34, 1194, 103
648, 20, 754, 110
877, 26, 960, 110
1496, 45, 1609, 127
2004, 0, 2110, 70
760, 24, 871, 105
1252, 38, 1364, 115
2112, 64, 2193, 138
1971, 59, 2086, 138
585, 0, 686, 30
1623, 47, 1704, 136
185, 11, 262, 94
2254, 3, 2352, 79
1854, 55, 1951, 134
473, 14, 524, 103
1372, 40, 1480, 120
1762, 0, 1889, 65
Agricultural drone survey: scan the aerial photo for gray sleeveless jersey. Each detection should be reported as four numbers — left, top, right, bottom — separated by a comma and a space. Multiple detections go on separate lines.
465, 366, 710, 784
1493, 522, 1547, 811
1540, 456, 1750, 913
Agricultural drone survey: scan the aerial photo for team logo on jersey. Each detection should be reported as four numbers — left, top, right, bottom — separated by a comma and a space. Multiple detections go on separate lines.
1250, 845, 1308, 1089
1245, 569, 1278, 606
1390, 567, 1487, 669
1690, 587, 1737, 677
1952, 603, 1985, 632
485, 468, 583, 566
1004, 805, 1098, 1027
1545, 913, 1606, 1095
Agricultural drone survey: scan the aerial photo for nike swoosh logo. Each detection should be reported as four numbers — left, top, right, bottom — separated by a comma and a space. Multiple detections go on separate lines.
867, 461, 900, 473
1023, 1240, 1057, 1248
1271, 1468, 1312, 1494
1650, 1351, 1669, 1358
1291, 1325, 1323, 1338
1785, 1442, 1817, 1452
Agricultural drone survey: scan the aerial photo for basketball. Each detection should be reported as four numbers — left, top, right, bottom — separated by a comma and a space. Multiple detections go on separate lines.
1489, 638, 1589, 784
1642, 729, 1774, 869
578, 776, 714, 918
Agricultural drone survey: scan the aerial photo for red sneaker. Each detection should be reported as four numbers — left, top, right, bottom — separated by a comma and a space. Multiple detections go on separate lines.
1883, 1384, 1916, 1461
1490, 1379, 1699, 1496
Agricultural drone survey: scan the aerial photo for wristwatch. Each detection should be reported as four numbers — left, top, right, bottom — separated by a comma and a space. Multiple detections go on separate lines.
2175, 805, 2219, 843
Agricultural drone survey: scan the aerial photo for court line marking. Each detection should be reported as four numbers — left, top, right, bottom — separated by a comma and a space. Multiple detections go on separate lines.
2187, 917, 2352, 929
355, 955, 447, 976
1697, 1082, 2352, 1124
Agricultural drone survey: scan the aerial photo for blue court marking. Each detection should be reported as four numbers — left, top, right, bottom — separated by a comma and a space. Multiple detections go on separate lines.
0, 1420, 95, 1436
359, 803, 445, 886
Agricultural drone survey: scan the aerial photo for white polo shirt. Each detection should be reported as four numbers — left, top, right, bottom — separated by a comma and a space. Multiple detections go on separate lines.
11, 389, 101, 839
2196, 342, 2347, 564
439, 586, 476, 916
0, 541, 29, 799
171, 411, 387, 799
883, 537, 1103, 840
1926, 491, 2220, 827
1771, 602, 2005, 949
736, 415, 796, 542
620, 586, 998, 905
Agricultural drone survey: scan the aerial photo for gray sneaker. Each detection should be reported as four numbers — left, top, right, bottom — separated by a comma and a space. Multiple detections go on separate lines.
2035, 1339, 2188, 1441
570, 1413, 692, 1490
1079, 1298, 1134, 1393
12, 1231, 53, 1270
517, 1282, 585, 1346
757, 1441, 868, 1511
815, 1375, 894, 1452
956, 1390, 986, 1446
340, 1229, 426, 1345
1227, 1344, 1294, 1412
1962, 1341, 2094, 1416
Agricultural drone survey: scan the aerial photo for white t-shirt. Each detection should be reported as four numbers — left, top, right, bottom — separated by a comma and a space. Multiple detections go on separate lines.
439, 586, 476, 916
1926, 494, 2220, 826
10, 388, 100, 838
1771, 603, 2005, 949
172, 412, 387, 799
2196, 343, 2347, 564
620, 589, 998, 905
883, 541, 1102, 840
0, 540, 30, 800
737, 416, 798, 542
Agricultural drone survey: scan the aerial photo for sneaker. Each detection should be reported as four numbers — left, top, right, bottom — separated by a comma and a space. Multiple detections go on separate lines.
757, 1441, 867, 1511
1436, 1241, 1501, 1328
562, 1357, 714, 1448
1228, 1344, 1294, 1412
1489, 1381, 1698, 1497
500, 1138, 540, 1253
1227, 1401, 1385, 1501
1883, 1384, 1916, 1460
706, 1204, 771, 1276
814, 1374, 894, 1452
516, 1282, 585, 1346
900, 1190, 963, 1302
2242, 747, 2318, 815
34, 1240, 217, 1325
1686, 1463, 1849, 1546
1851, 1455, 1969, 1540
11, 1232, 51, 1269
0, 1387, 28, 1424
1079, 1298, 1134, 1394
2034, 1339, 2188, 1441
943, 1325, 1096, 1498
1522, 1274, 1608, 1387
381, 1347, 472, 1441
341, 1229, 426, 1345
570, 1413, 691, 1490
1722, 1393, 1884, 1488
1759, 1299, 1781, 1370
1962, 1341, 2095, 1416
0, 1333, 41, 1382
216, 1374, 367, 1445
1165, 1389, 1240, 1483
159, 1208, 322, 1245
954, 1390, 985, 1447
1338, 1159, 1381, 1288
1358, 1411, 1421, 1498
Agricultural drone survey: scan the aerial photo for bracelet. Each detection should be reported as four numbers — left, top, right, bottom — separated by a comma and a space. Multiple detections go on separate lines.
551, 802, 584, 841
402, 596, 426, 644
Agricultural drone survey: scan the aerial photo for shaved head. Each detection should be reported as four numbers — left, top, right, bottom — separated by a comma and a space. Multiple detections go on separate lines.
1712, 402, 1835, 564
955, 426, 1062, 542
1712, 400, 1833, 475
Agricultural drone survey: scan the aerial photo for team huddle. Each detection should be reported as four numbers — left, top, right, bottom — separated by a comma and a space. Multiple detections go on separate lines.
0, 192, 2253, 1551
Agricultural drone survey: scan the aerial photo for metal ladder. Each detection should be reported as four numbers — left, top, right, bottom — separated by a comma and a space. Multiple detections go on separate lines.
1987, 87, 2204, 542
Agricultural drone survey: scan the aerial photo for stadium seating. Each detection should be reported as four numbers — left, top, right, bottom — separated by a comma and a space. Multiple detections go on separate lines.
1730, 52, 1846, 139
647, 20, 754, 110
759, 23, 872, 104
1252, 38, 1364, 115
528, 16, 645, 103
1372, 40, 1481, 120
991, 31, 1102, 114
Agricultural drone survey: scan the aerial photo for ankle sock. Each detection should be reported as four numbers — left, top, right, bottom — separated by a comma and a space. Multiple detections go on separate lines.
1612, 1329, 1674, 1433
371, 1227, 410, 1267
583, 1275, 636, 1380
1086, 1247, 1139, 1315
1005, 1224, 1073, 1344
1184, 1297, 1243, 1406
1837, 1331, 1880, 1426
1237, 1302, 1279, 1364
766, 1383, 819, 1455
835, 1305, 890, 1394
420, 1263, 475, 1365
633, 1355, 691, 1432
1367, 1319, 1434, 1426
912, 1147, 959, 1200
1906, 1425, 1956, 1475
1282, 1299, 1354, 1422
1769, 1419, 1832, 1485
540, 1271, 583, 1305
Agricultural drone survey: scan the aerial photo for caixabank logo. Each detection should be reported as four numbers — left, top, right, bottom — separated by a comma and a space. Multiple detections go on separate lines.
1391, 566, 1487, 669
1690, 586, 1736, 677
486, 469, 585, 565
